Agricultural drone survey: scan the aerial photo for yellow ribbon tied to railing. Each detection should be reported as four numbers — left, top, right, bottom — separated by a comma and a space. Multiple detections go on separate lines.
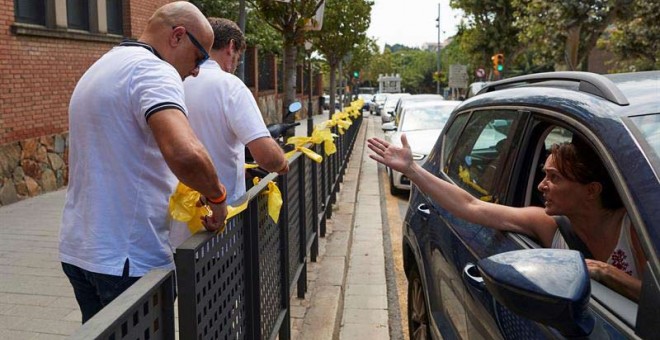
253, 177, 283, 223
169, 182, 249, 235
285, 126, 339, 160
327, 111, 353, 135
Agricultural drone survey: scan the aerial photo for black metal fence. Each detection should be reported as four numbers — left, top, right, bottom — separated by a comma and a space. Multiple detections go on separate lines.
70, 113, 363, 340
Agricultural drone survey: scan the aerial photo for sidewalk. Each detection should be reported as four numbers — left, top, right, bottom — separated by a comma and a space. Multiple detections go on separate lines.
0, 112, 392, 339
293, 113, 391, 339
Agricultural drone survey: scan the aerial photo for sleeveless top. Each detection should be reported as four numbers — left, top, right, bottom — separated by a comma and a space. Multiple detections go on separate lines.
551, 213, 639, 278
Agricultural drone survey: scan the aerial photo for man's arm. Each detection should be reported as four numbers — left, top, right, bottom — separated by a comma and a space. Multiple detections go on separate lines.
148, 109, 228, 230
247, 136, 289, 174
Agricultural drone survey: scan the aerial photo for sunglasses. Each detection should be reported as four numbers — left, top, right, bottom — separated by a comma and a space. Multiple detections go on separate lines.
173, 26, 209, 68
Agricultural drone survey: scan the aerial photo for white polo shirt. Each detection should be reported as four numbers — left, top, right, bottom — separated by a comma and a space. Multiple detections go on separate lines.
169, 60, 270, 248
60, 42, 187, 277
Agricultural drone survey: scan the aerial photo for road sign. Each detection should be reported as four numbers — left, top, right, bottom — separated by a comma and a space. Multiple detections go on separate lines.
448, 64, 468, 89
476, 68, 485, 78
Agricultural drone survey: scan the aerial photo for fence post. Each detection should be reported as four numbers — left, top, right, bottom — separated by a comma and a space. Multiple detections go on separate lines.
244, 195, 262, 339
278, 173, 292, 340
310, 144, 319, 261
297, 155, 307, 298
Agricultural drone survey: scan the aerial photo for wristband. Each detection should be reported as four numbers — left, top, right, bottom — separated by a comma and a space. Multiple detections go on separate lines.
206, 185, 226, 204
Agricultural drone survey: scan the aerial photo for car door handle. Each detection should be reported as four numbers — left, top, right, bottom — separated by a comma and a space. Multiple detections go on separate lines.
463, 263, 485, 290
417, 203, 430, 216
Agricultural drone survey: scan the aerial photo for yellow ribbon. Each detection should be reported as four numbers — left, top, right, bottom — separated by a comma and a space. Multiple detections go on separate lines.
253, 177, 283, 223
458, 165, 493, 202
284, 146, 323, 163
169, 182, 249, 235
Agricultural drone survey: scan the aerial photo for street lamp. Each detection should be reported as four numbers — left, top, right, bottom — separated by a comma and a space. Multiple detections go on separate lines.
304, 40, 314, 136
435, 3, 441, 95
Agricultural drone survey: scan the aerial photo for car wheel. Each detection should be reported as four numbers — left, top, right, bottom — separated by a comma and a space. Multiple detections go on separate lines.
390, 171, 404, 195
408, 265, 430, 340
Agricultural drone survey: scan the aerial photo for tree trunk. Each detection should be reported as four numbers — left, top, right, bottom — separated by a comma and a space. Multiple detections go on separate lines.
565, 24, 581, 71
329, 62, 337, 119
282, 38, 298, 124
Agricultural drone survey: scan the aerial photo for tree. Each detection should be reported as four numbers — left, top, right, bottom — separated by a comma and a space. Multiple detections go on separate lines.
512, 0, 633, 71
247, 0, 327, 124
345, 37, 379, 88
310, 0, 373, 114
450, 0, 520, 77
603, 0, 660, 72
190, 0, 282, 54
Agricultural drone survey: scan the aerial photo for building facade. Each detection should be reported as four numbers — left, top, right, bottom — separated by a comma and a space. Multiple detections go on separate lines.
0, 0, 171, 206
0, 1, 322, 207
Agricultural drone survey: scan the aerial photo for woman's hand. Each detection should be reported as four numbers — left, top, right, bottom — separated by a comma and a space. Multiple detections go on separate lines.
367, 134, 414, 176
585, 259, 641, 302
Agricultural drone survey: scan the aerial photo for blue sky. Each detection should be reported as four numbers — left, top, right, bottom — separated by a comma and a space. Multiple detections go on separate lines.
367, 0, 463, 50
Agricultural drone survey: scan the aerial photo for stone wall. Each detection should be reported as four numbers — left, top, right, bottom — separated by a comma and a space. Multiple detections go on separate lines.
0, 133, 68, 207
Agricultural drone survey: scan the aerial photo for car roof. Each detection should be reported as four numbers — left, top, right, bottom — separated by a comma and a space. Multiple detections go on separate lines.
469, 71, 659, 119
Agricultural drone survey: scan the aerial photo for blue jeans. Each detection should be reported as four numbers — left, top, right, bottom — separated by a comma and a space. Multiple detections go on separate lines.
61, 260, 139, 323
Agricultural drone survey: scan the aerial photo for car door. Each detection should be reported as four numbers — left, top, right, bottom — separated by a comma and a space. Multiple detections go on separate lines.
422, 108, 558, 339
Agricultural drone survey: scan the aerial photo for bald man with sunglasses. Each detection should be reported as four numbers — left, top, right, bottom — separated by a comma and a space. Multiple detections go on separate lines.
60, 2, 229, 323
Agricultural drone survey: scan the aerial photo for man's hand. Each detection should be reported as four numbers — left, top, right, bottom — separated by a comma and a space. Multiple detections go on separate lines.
367, 134, 414, 176
201, 199, 228, 233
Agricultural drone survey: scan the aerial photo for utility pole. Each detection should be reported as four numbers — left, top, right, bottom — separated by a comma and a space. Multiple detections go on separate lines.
436, 3, 441, 95
237, 0, 246, 81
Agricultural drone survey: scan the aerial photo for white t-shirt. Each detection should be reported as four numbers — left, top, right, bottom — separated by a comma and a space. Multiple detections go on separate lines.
169, 60, 270, 248
552, 213, 639, 278
60, 42, 187, 277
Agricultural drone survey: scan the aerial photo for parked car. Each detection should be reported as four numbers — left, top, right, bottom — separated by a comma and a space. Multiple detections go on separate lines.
357, 93, 373, 112
371, 93, 389, 115
382, 100, 460, 195
380, 93, 411, 124
391, 94, 444, 127
466, 81, 488, 98
402, 71, 660, 339
321, 94, 342, 111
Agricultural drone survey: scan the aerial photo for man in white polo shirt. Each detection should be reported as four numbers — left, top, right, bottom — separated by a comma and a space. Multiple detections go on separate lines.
60, 2, 229, 323
169, 18, 288, 248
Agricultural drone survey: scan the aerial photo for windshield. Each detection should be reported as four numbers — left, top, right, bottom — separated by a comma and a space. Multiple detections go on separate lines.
400, 106, 455, 132
630, 113, 660, 176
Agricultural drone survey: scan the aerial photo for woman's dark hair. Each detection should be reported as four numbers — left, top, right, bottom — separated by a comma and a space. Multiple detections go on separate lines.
550, 137, 623, 210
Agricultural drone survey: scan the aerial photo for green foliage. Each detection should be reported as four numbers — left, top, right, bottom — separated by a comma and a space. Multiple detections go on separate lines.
190, 0, 282, 54
603, 0, 660, 72
311, 0, 373, 67
512, 0, 633, 71
449, 0, 519, 60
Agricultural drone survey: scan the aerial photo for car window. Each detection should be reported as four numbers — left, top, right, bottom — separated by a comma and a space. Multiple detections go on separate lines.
400, 106, 454, 132
441, 113, 469, 167
527, 126, 574, 208
446, 110, 522, 201
629, 113, 660, 175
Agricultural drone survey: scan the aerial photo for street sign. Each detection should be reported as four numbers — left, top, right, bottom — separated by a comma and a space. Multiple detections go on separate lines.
448, 64, 468, 89
476, 68, 485, 78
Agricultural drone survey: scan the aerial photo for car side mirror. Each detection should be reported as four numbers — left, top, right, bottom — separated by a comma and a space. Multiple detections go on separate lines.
381, 122, 396, 131
478, 249, 594, 337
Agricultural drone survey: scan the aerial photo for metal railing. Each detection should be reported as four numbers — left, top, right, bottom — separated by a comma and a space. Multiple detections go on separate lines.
69, 114, 363, 340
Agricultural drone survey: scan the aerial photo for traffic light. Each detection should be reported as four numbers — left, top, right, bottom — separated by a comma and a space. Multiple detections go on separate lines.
353, 71, 359, 78
492, 53, 504, 73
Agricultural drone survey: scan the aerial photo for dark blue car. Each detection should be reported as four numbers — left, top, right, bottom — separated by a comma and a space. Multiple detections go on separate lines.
402, 71, 659, 339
